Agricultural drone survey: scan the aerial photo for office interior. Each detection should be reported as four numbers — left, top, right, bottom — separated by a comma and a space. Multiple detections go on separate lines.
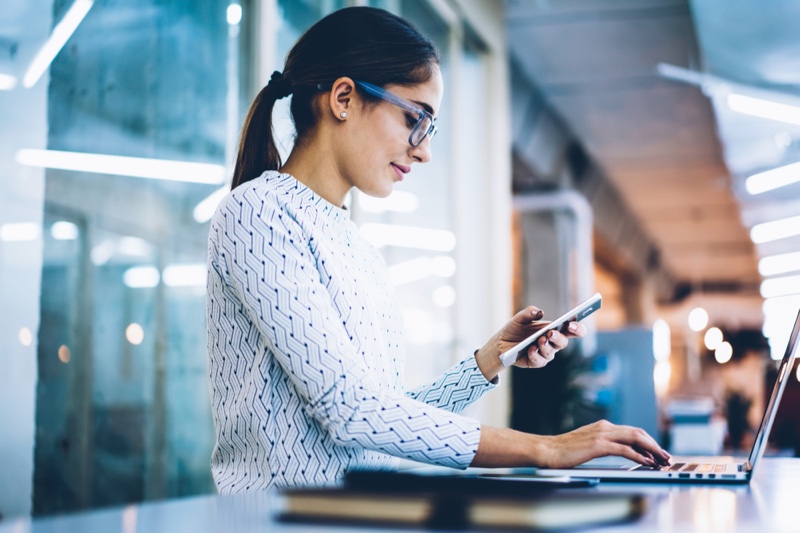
1, 0, 799, 522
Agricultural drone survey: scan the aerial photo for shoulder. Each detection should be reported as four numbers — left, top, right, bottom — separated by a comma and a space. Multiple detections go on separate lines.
214, 171, 308, 227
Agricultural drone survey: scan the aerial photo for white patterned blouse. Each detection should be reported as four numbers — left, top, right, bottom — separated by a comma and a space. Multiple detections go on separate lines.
206, 171, 496, 494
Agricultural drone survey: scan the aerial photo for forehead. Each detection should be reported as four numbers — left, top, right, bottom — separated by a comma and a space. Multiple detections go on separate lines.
386, 66, 444, 117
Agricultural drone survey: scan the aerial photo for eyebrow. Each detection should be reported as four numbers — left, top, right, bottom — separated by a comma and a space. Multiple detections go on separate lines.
411, 100, 435, 116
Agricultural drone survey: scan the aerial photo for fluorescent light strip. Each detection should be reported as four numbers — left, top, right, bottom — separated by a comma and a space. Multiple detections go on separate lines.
23, 0, 94, 88
759, 251, 800, 276
194, 186, 229, 223
358, 190, 419, 214
51, 221, 79, 240
163, 264, 207, 287
0, 73, 18, 91
750, 215, 800, 244
727, 93, 800, 127
16, 149, 226, 184
746, 161, 800, 195
760, 274, 800, 299
359, 223, 456, 252
123, 266, 160, 288
0, 223, 41, 242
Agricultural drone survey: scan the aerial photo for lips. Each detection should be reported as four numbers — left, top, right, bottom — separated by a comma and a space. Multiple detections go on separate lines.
390, 163, 410, 181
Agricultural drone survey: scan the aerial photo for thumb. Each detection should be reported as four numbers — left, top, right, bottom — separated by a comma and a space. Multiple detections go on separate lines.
514, 306, 543, 323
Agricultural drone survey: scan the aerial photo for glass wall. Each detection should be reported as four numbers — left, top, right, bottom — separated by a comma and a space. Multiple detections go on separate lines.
3, 0, 253, 516
0, 0, 509, 519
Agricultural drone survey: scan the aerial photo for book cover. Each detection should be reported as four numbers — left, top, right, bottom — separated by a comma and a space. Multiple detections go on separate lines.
277, 470, 646, 530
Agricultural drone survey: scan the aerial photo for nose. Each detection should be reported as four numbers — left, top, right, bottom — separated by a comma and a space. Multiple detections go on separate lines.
410, 135, 433, 163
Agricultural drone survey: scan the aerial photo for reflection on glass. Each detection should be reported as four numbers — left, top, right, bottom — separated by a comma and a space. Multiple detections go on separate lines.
30, 0, 239, 515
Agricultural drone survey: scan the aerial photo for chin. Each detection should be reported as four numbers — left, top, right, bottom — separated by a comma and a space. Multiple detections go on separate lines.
362, 182, 393, 198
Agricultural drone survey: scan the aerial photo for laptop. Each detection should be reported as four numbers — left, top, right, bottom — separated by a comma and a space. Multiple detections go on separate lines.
533, 308, 800, 483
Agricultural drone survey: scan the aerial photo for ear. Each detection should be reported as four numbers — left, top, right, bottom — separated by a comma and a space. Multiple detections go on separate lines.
327, 77, 357, 121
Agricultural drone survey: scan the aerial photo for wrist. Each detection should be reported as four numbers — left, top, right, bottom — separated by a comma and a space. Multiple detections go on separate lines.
526, 433, 552, 468
474, 344, 503, 382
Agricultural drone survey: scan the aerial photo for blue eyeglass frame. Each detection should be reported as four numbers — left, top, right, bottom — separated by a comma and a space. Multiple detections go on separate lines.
353, 80, 438, 147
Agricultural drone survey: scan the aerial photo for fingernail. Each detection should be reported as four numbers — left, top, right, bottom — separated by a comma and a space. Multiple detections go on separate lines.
568, 322, 578, 333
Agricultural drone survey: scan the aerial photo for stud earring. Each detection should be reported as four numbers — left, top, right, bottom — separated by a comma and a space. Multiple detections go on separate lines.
340, 112, 347, 118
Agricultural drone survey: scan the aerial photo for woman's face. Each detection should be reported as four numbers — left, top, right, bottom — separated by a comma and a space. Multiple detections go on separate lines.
338, 64, 444, 198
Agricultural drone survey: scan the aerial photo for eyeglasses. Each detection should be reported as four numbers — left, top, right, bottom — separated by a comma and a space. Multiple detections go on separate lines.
354, 80, 438, 147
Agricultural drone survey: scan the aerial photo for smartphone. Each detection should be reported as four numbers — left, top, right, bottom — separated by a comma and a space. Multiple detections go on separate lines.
499, 292, 602, 368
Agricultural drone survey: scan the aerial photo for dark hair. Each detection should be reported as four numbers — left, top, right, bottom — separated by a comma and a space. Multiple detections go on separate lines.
231, 6, 439, 190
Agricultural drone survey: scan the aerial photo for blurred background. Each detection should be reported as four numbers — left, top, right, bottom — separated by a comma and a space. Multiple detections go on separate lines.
2, 0, 800, 521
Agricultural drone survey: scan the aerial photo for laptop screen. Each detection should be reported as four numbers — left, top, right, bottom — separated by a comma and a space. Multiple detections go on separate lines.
747, 309, 800, 470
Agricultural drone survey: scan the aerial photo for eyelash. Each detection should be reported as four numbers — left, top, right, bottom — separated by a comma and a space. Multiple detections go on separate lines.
405, 114, 417, 128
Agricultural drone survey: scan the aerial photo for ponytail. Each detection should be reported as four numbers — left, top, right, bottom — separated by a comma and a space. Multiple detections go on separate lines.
231, 71, 292, 190
231, 7, 439, 191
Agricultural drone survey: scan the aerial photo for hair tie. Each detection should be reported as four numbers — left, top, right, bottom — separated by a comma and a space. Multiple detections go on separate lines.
267, 70, 292, 99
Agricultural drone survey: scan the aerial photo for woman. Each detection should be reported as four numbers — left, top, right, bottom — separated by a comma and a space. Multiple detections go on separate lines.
206, 6, 669, 494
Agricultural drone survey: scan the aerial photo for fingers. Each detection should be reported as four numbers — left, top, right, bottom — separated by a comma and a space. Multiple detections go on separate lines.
564, 321, 587, 338
521, 330, 569, 368
619, 426, 671, 464
608, 443, 658, 466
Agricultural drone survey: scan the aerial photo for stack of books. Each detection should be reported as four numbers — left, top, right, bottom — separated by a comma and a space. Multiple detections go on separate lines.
277, 469, 646, 530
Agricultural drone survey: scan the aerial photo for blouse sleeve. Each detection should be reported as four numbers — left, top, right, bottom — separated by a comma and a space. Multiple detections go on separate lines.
212, 187, 482, 469
405, 356, 497, 414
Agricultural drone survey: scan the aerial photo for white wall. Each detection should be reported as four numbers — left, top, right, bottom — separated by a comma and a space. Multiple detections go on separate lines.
0, 0, 52, 519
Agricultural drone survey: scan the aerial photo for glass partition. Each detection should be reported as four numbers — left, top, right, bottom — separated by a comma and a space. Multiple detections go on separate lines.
0, 0, 497, 519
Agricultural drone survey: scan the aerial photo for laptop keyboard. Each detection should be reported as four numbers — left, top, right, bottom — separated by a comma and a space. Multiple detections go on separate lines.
634, 462, 728, 473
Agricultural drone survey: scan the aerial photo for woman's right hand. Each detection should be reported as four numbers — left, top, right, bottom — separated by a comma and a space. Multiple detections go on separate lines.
536, 420, 671, 469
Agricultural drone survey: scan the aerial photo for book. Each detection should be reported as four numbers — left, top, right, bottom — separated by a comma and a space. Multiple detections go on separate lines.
277, 470, 646, 530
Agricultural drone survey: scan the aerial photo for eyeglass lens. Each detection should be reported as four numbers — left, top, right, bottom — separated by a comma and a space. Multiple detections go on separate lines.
410, 115, 435, 146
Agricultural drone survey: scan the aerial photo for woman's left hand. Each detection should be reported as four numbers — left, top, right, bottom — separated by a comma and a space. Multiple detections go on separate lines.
474, 306, 587, 381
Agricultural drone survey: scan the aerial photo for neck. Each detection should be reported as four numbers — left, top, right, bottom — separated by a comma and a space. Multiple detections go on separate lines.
280, 135, 351, 208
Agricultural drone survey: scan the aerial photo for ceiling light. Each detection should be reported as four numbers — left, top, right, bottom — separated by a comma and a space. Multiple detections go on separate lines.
652, 319, 671, 361
704, 327, 723, 351
750, 215, 800, 244
745, 161, 800, 195
123, 266, 160, 288
714, 342, 733, 364
51, 221, 79, 240
360, 223, 456, 251
0, 73, 18, 91
18, 327, 33, 347
227, 3, 242, 25
727, 93, 800, 127
759, 251, 800, 277
688, 307, 709, 332
0, 222, 41, 242
653, 360, 671, 397
761, 274, 800, 299
126, 323, 145, 345
16, 149, 226, 184
23, 0, 94, 88
388, 257, 433, 286
194, 186, 228, 223
163, 264, 207, 286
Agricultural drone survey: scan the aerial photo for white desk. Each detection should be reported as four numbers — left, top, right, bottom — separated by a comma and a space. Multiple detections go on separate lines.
3, 458, 800, 532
